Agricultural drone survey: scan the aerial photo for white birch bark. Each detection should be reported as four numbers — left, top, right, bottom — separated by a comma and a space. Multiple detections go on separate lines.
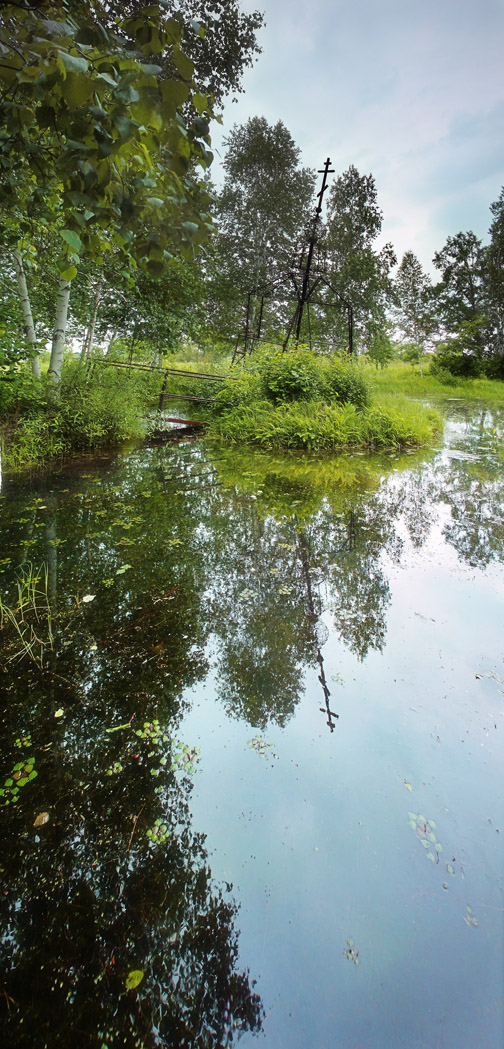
12, 249, 41, 379
48, 277, 71, 394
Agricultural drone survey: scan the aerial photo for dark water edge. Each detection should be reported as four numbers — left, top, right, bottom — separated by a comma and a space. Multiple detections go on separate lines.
0, 401, 503, 1049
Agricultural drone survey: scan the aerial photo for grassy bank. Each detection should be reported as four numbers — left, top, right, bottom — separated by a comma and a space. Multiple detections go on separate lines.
204, 350, 443, 451
365, 360, 504, 402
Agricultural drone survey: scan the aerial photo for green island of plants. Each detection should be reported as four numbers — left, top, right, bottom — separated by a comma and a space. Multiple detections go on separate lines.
201, 348, 443, 451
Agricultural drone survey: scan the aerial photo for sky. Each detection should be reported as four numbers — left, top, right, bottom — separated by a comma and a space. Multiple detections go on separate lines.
211, 0, 504, 276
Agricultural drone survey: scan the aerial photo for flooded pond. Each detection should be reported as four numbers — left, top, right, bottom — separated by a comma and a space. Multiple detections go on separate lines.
0, 400, 503, 1049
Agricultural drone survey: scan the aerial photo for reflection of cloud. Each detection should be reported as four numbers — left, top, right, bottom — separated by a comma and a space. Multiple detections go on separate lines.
213, 0, 504, 275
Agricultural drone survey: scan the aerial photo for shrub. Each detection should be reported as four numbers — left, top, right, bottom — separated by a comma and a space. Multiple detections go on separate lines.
256, 348, 324, 403
2, 360, 158, 467
431, 346, 483, 378
212, 372, 263, 413
319, 357, 370, 408
482, 354, 504, 380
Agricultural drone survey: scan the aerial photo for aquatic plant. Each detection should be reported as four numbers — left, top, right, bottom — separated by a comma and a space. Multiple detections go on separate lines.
0, 563, 53, 667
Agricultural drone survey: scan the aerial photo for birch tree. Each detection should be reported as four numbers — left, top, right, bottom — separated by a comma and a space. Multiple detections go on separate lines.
0, 0, 216, 392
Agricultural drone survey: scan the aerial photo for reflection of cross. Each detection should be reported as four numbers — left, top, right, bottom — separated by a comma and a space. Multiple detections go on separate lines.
317, 648, 340, 732
296, 529, 339, 732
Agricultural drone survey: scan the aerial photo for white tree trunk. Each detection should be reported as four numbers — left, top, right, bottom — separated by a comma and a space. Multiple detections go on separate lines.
12, 249, 41, 379
48, 277, 71, 394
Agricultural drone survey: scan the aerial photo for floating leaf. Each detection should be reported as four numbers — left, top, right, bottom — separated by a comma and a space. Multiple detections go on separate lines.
116, 564, 133, 575
54, 708, 64, 718
421, 839, 430, 849
408, 819, 416, 830
408, 812, 417, 821
404, 780, 413, 791
434, 842, 443, 853
33, 812, 49, 827
447, 863, 455, 875
427, 851, 436, 862
125, 970, 144, 991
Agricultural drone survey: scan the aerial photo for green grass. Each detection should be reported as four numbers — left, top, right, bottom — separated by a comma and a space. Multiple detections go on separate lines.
206, 396, 442, 451
365, 360, 504, 402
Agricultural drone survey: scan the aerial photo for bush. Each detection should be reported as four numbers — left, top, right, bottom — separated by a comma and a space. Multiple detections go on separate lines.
428, 362, 457, 386
2, 360, 159, 467
431, 346, 483, 378
319, 357, 370, 408
212, 372, 263, 413
248, 346, 370, 408
482, 354, 504, 380
256, 348, 324, 403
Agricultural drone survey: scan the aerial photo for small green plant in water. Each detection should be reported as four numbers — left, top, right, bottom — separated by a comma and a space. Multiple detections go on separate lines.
134, 720, 200, 775
0, 563, 53, 667
408, 812, 443, 863
343, 938, 360, 965
106, 761, 123, 776
247, 736, 277, 759
1, 750, 37, 806
146, 819, 170, 845
463, 905, 479, 928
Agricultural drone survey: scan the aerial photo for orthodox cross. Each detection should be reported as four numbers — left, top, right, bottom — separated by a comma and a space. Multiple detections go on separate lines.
291, 157, 334, 344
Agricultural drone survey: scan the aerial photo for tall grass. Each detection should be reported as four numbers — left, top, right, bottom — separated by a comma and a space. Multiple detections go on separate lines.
366, 360, 504, 402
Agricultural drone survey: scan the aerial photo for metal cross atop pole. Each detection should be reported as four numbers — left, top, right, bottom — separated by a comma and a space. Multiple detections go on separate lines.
293, 157, 334, 343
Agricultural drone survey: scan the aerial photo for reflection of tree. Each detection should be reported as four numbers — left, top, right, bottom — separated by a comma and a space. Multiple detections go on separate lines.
0, 453, 264, 1048
0, 704, 263, 1048
439, 461, 504, 568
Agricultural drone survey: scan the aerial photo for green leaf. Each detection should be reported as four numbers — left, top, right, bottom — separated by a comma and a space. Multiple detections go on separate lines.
61, 73, 95, 108
112, 114, 137, 141
125, 969, 144, 991
140, 63, 163, 76
60, 266, 78, 282
172, 48, 193, 80
59, 229, 83, 253
58, 51, 89, 75
192, 92, 207, 114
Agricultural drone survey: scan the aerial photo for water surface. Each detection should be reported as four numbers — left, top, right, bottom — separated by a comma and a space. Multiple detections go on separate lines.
0, 401, 503, 1048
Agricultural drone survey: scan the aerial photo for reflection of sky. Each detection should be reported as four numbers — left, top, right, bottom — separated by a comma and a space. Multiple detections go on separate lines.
180, 408, 504, 1049
212, 0, 504, 275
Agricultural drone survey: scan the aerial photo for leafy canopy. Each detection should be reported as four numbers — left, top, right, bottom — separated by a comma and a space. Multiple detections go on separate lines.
0, 0, 216, 276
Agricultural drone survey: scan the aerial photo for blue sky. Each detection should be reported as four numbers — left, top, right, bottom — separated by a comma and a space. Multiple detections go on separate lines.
211, 0, 504, 275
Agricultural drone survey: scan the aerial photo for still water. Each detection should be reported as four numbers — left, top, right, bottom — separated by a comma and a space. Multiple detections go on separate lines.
0, 400, 503, 1049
